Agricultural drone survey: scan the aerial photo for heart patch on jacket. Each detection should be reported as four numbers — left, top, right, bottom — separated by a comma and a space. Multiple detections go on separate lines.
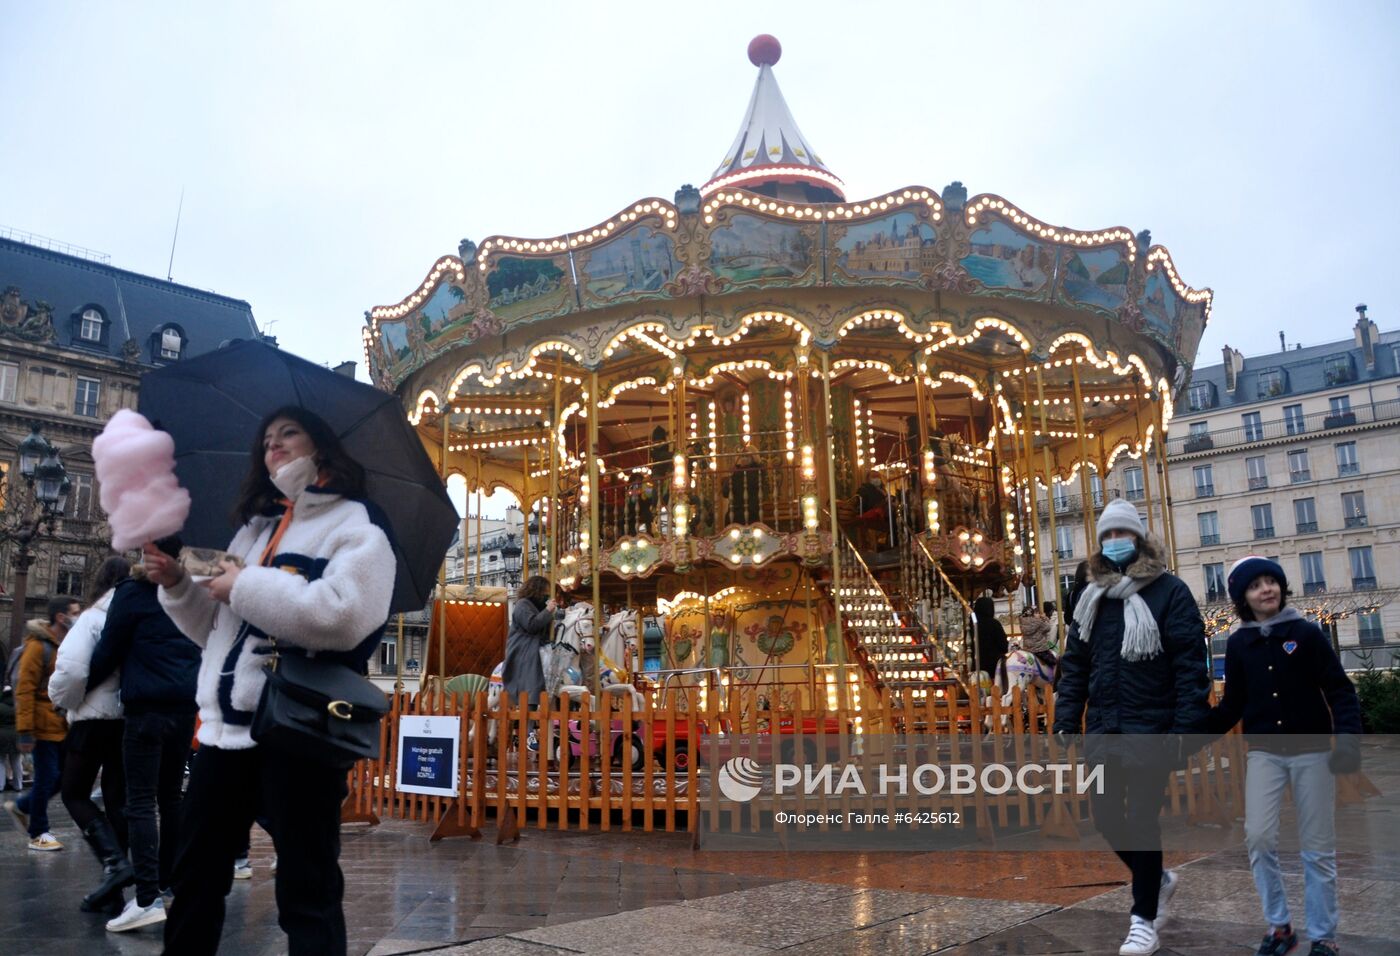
1283, 640, 1298, 655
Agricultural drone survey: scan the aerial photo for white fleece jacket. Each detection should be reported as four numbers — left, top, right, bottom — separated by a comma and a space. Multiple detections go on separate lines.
159, 475, 394, 751
48, 588, 123, 723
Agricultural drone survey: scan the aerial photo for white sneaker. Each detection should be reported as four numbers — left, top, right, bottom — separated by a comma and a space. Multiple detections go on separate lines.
27, 831, 62, 851
106, 896, 166, 933
233, 858, 252, 880
1153, 869, 1178, 931
1118, 914, 1159, 956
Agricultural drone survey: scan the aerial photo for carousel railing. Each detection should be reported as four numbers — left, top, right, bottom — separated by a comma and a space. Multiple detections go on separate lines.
902, 532, 974, 677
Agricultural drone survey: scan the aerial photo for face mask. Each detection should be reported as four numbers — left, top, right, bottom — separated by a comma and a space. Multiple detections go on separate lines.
271, 455, 319, 500
1101, 538, 1137, 565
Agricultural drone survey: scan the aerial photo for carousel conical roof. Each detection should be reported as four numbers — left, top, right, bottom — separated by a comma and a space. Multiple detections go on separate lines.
701, 35, 845, 200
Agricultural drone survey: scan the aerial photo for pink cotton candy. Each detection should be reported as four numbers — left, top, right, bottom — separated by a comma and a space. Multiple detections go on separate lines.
92, 409, 191, 551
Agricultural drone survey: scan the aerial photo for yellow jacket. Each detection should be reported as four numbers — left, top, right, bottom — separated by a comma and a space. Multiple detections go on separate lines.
15, 621, 67, 743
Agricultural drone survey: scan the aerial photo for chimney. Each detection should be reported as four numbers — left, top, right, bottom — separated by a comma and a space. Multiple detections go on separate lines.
1279, 331, 1286, 352
1354, 303, 1378, 370
1222, 345, 1245, 393
333, 360, 356, 378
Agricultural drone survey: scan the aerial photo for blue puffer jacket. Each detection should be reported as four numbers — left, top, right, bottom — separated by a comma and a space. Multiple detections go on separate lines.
1053, 536, 1212, 737
87, 572, 199, 715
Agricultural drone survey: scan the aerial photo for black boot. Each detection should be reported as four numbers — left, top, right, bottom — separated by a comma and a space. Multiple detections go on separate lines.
79, 885, 126, 916
80, 818, 134, 913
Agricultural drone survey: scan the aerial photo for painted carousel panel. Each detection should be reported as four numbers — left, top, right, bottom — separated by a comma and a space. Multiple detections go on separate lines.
485, 253, 574, 322
959, 220, 1055, 300
831, 210, 939, 284
1058, 247, 1130, 312
706, 213, 819, 286
578, 224, 681, 306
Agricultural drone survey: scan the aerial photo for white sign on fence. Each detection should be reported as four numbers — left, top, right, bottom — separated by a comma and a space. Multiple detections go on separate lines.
395, 715, 461, 797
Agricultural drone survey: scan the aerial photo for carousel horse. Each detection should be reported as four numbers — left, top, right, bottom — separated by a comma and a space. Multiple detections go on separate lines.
547, 602, 595, 700
598, 610, 644, 710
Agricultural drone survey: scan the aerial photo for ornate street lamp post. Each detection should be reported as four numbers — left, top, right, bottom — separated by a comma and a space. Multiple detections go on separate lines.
4, 424, 69, 658
500, 532, 523, 589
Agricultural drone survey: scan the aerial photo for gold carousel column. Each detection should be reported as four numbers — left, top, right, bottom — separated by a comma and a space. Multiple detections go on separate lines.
1017, 369, 1041, 612
1035, 368, 1063, 622
548, 361, 563, 587
438, 409, 450, 681
1133, 393, 1157, 536
588, 369, 603, 692
521, 450, 531, 581
1070, 361, 1097, 546
820, 351, 843, 626
1155, 392, 1180, 569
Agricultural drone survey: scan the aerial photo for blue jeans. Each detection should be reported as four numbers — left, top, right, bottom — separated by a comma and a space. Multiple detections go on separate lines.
1245, 749, 1338, 941
17, 739, 63, 837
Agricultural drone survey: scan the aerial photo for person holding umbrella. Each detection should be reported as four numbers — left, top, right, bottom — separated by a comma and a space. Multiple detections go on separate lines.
142, 406, 395, 956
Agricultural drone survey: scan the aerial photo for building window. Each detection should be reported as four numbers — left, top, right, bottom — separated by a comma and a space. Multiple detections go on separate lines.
74, 377, 101, 417
69, 474, 95, 521
1243, 411, 1264, 442
1342, 491, 1367, 528
1185, 421, 1213, 451
79, 308, 104, 342
54, 554, 86, 596
1058, 573, 1075, 603
1258, 368, 1288, 397
379, 636, 397, 672
1287, 449, 1311, 483
1246, 455, 1268, 490
1324, 353, 1357, 386
1335, 441, 1359, 477
1193, 464, 1214, 498
1187, 381, 1216, 411
1198, 511, 1219, 546
1123, 466, 1144, 501
1055, 524, 1073, 560
1251, 503, 1275, 540
1284, 404, 1305, 436
1329, 395, 1352, 415
1088, 473, 1104, 507
1052, 483, 1070, 513
160, 328, 183, 360
1204, 563, 1226, 602
1294, 497, 1318, 533
1189, 422, 1209, 437
1349, 546, 1376, 590
1356, 610, 1384, 646
0, 361, 16, 404
1301, 551, 1326, 595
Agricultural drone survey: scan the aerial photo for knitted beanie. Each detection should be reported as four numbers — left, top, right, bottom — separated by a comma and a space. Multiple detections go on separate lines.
1227, 555, 1287, 606
1096, 498, 1144, 541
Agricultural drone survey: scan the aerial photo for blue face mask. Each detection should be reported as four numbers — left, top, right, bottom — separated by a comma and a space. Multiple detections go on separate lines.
1101, 538, 1137, 565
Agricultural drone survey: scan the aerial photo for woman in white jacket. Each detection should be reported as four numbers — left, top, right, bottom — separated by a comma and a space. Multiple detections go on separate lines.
143, 406, 393, 956
49, 555, 135, 916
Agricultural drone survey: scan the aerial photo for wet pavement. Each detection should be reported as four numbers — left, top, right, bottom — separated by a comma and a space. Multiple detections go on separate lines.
2, 781, 1398, 955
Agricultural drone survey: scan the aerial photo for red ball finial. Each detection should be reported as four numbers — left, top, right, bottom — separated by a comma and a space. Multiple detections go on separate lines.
747, 34, 781, 67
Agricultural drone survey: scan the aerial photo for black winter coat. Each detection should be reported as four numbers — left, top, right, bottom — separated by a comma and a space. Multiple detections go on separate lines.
1053, 538, 1211, 737
88, 577, 200, 715
1207, 609, 1362, 752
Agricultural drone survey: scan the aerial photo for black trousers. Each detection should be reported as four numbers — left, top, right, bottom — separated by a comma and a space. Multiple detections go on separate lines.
60, 718, 127, 841
125, 711, 196, 905
163, 745, 349, 956
1089, 760, 1170, 920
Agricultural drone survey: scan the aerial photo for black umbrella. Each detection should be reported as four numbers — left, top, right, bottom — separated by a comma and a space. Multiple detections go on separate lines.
138, 340, 457, 614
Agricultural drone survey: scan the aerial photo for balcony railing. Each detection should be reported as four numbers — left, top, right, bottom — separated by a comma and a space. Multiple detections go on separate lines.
1055, 548, 1073, 560
1125, 488, 1145, 502
1253, 526, 1276, 540
1358, 629, 1385, 646
1303, 581, 1328, 595
1353, 576, 1378, 591
1338, 462, 1361, 476
1205, 588, 1226, 603
1297, 521, 1319, 533
1345, 514, 1368, 528
1036, 488, 1113, 519
1248, 476, 1269, 490
1199, 533, 1220, 546
1195, 484, 1215, 498
1168, 397, 1400, 457
1290, 470, 1311, 483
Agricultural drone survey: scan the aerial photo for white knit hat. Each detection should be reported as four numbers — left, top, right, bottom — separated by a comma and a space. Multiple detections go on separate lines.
1097, 498, 1145, 540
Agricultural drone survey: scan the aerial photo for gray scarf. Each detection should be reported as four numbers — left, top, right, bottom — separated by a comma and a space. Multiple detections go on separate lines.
1236, 605, 1303, 637
1072, 568, 1166, 661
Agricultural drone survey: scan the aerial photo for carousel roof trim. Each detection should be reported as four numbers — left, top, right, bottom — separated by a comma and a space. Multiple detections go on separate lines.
702, 36, 844, 199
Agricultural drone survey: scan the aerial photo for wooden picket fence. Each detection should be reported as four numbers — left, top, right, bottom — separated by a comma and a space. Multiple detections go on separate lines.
341, 681, 1260, 844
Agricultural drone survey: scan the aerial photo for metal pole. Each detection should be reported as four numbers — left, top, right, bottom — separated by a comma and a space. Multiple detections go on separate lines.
821, 352, 843, 628
1036, 368, 1064, 623
588, 369, 603, 694
548, 359, 563, 587
1018, 369, 1041, 614
394, 612, 406, 693
521, 449, 531, 581
6, 544, 35, 661
439, 410, 450, 679
1155, 393, 1180, 569
1070, 361, 1096, 546
1134, 392, 1157, 536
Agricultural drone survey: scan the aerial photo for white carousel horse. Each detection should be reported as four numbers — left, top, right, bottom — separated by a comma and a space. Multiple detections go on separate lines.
978, 642, 1057, 731
546, 603, 595, 700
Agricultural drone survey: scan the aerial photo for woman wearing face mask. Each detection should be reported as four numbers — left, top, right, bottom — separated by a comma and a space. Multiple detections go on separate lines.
1207, 557, 1361, 956
1053, 498, 1211, 956
141, 406, 394, 956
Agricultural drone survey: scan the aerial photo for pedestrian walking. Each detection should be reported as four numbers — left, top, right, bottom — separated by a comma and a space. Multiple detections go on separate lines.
1053, 499, 1212, 956
48, 555, 135, 915
1208, 556, 1362, 956
5, 596, 80, 851
86, 537, 201, 933
504, 575, 557, 753
143, 406, 394, 956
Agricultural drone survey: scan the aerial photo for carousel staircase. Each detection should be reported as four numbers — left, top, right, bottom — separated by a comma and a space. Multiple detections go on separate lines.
833, 530, 966, 699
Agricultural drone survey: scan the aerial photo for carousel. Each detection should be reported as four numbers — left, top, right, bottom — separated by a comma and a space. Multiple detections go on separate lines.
362, 36, 1211, 719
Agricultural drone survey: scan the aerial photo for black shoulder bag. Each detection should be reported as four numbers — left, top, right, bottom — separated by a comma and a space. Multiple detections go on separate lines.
252, 645, 388, 766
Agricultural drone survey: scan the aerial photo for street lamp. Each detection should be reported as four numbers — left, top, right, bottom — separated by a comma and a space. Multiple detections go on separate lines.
4, 424, 68, 659
500, 532, 523, 588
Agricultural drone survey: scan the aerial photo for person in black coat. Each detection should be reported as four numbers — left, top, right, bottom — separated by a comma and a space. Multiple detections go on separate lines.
1053, 499, 1210, 955
86, 536, 200, 930
972, 596, 1009, 687
1206, 556, 1361, 956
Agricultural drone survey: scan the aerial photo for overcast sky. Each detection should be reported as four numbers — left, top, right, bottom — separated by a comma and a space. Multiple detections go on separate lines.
4, 1, 1396, 374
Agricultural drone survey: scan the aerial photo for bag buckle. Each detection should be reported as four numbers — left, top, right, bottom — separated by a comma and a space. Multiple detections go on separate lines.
327, 700, 353, 720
